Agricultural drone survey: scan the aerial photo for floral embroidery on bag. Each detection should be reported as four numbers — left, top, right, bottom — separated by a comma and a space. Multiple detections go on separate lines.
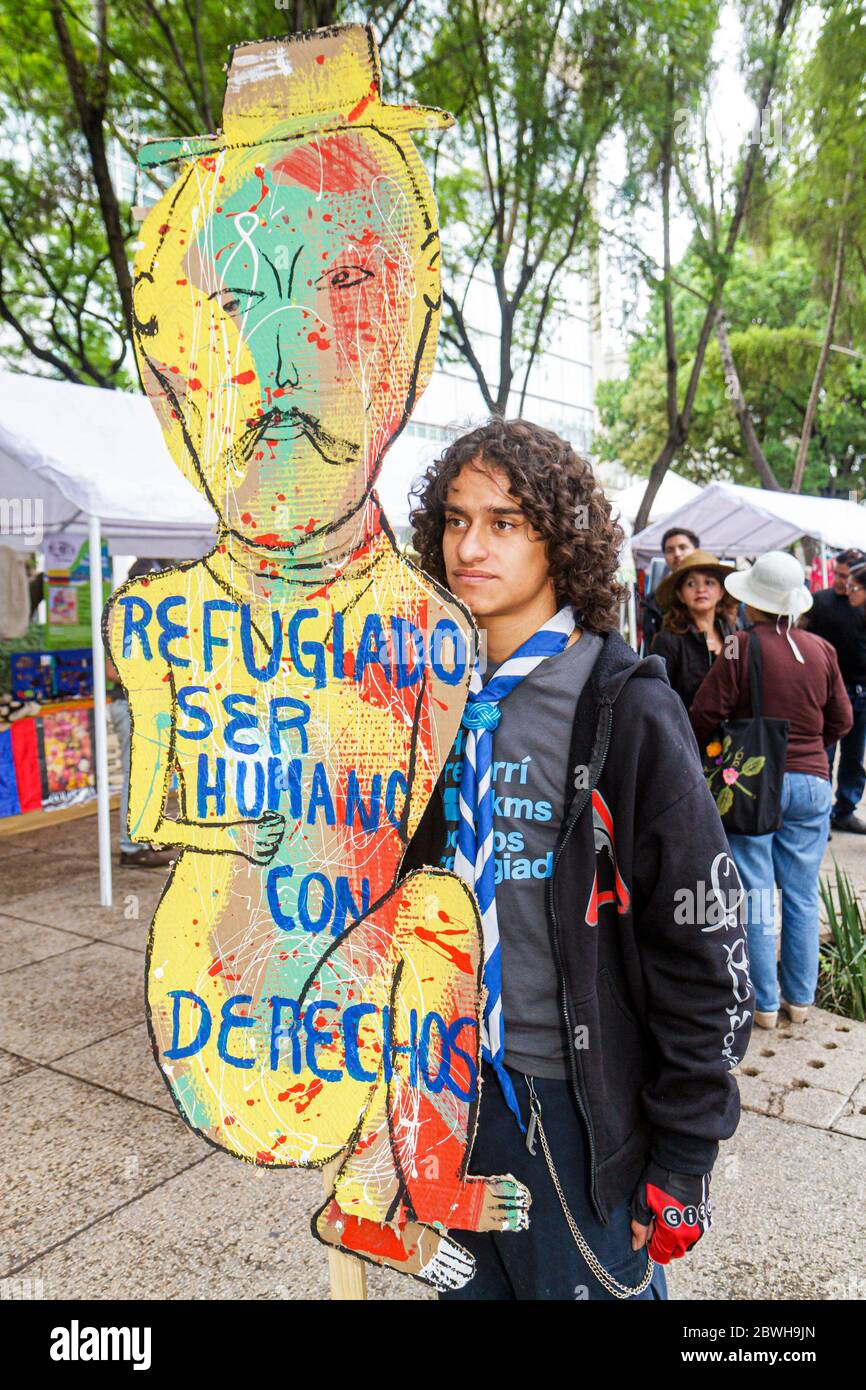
704, 734, 766, 816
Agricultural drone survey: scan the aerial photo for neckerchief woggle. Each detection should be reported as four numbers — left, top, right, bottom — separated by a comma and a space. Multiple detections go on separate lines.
453, 605, 576, 1129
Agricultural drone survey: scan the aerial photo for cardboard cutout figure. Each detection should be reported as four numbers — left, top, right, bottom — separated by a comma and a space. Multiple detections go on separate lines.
105, 23, 530, 1291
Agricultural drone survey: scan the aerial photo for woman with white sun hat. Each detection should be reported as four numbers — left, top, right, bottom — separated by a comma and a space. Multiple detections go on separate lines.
690, 551, 852, 1030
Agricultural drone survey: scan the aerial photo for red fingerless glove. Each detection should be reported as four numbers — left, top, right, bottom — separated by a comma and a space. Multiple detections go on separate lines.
630, 1162, 712, 1263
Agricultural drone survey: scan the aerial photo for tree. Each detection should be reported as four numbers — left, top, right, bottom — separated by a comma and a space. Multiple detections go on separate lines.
624, 0, 799, 529
599, 1, 866, 506
405, 0, 644, 415
597, 281, 866, 497
785, 1, 866, 491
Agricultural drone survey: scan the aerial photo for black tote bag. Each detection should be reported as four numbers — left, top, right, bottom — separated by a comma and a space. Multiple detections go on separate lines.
702, 628, 789, 835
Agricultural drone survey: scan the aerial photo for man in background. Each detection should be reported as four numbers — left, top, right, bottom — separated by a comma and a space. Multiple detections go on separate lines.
801, 548, 866, 834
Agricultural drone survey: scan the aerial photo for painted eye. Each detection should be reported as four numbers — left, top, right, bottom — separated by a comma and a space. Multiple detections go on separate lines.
208, 287, 265, 315
315, 266, 374, 290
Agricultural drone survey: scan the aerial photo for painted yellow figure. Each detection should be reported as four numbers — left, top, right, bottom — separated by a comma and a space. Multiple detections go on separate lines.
105, 24, 530, 1291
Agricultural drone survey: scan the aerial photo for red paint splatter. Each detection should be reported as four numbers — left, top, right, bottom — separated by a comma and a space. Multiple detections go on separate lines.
414, 925, 473, 974
347, 82, 377, 123
338, 1213, 411, 1262
249, 165, 270, 213
293, 1078, 323, 1114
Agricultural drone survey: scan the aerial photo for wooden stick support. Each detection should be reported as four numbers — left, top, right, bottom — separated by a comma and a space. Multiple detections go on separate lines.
323, 1161, 367, 1300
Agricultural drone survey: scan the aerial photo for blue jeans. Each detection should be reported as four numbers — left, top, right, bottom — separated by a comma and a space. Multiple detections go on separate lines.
827, 684, 866, 819
728, 772, 832, 1013
439, 1063, 668, 1301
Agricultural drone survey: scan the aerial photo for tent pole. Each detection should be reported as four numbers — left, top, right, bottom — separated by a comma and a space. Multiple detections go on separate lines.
89, 514, 112, 908
820, 540, 828, 589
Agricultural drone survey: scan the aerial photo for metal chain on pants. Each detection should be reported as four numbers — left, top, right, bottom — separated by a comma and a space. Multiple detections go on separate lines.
526, 1076, 655, 1300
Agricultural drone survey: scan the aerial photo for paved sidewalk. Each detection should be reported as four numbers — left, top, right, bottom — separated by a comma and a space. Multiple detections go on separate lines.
1, 813, 864, 1301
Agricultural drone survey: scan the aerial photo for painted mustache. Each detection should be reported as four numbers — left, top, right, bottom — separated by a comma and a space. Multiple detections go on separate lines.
241, 405, 361, 468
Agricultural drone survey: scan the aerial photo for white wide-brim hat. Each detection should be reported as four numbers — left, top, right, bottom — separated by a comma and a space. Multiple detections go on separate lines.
725, 550, 813, 618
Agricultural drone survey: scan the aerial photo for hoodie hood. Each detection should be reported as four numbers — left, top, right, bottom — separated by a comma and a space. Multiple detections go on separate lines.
586, 628, 670, 707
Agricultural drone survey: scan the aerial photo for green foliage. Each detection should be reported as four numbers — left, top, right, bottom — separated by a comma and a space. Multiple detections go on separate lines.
818, 863, 866, 1022
406, 0, 648, 410
597, 234, 866, 493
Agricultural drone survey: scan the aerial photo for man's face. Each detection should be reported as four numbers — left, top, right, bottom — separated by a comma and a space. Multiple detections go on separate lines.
847, 570, 866, 609
442, 462, 555, 621
133, 130, 438, 545
834, 563, 851, 595
663, 533, 697, 570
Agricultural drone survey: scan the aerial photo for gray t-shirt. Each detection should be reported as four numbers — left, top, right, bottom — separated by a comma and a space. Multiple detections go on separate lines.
440, 630, 603, 1078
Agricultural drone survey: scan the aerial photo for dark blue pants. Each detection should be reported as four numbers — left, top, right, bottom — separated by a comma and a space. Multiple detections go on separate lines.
440, 1063, 668, 1301
828, 685, 866, 819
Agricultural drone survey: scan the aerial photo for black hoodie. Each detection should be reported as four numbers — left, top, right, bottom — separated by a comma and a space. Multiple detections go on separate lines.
402, 629, 753, 1223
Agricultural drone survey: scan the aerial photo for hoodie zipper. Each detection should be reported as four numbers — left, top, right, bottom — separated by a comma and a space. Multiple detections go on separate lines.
546, 696, 614, 1225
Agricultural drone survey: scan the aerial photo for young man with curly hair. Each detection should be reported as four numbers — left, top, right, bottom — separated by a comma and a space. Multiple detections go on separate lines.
404, 418, 753, 1301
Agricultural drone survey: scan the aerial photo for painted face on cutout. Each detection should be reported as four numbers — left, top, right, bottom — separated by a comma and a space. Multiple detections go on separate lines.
133, 129, 440, 547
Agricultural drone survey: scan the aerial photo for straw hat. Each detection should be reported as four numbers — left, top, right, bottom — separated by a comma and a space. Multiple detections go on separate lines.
724, 551, 813, 618
654, 550, 736, 611
138, 24, 453, 170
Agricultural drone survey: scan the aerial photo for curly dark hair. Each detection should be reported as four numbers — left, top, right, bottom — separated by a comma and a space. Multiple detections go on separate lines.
409, 418, 627, 632
662, 574, 739, 635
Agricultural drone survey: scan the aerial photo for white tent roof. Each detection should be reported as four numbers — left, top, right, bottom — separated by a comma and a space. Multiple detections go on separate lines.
611, 470, 702, 528
631, 480, 866, 562
0, 370, 216, 556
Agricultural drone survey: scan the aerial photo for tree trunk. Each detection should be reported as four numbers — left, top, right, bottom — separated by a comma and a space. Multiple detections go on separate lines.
715, 308, 782, 490
790, 200, 849, 493
50, 1, 134, 341
633, 0, 797, 532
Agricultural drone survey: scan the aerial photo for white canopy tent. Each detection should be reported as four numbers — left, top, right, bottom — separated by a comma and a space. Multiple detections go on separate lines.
631, 480, 866, 564
0, 370, 216, 556
611, 470, 702, 532
0, 371, 217, 910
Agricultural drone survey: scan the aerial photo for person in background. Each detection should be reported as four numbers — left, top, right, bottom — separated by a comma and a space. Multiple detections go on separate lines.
650, 551, 737, 709
662, 527, 701, 571
847, 559, 866, 611
800, 548, 866, 834
105, 558, 174, 869
638, 526, 700, 652
690, 552, 852, 1031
